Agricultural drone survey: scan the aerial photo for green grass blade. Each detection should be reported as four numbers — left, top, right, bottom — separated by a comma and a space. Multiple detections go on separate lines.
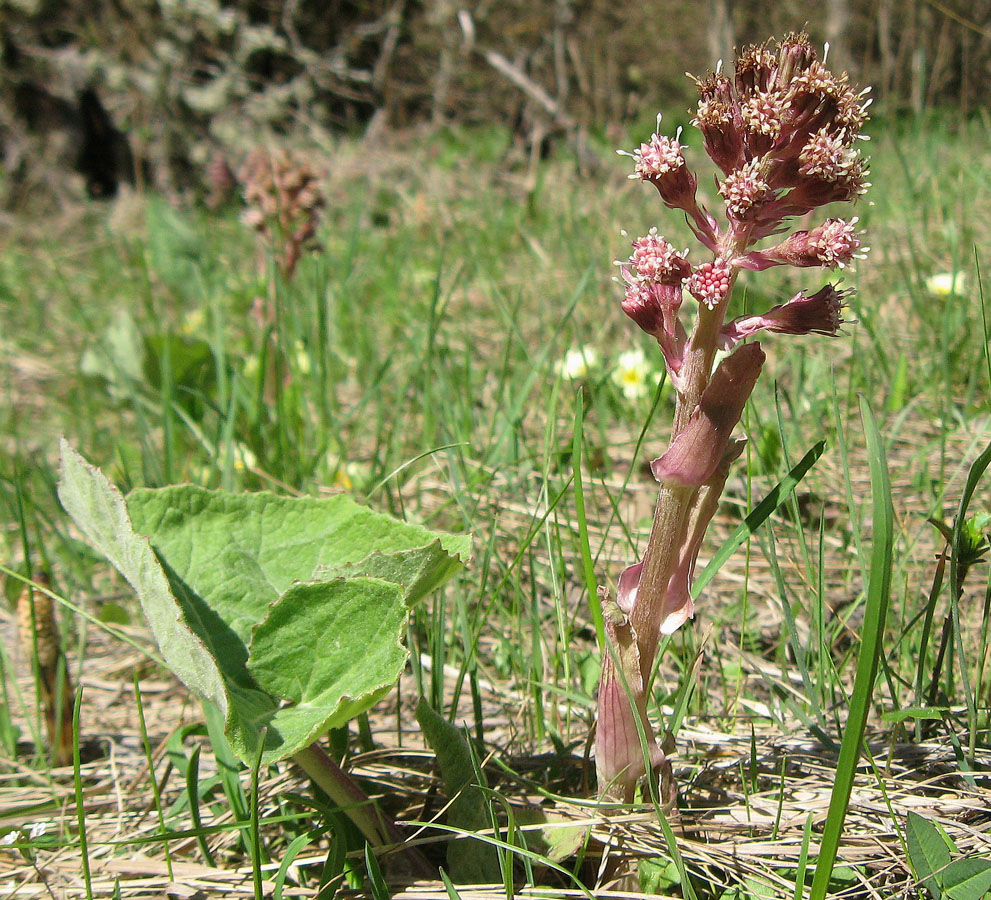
440, 867, 465, 899
184, 742, 216, 866
692, 440, 825, 599
794, 812, 814, 900
273, 829, 311, 900
202, 700, 253, 853
250, 726, 267, 900
808, 397, 893, 900
363, 842, 390, 900
573, 390, 604, 648
947, 440, 991, 762
134, 673, 174, 881
72, 686, 94, 900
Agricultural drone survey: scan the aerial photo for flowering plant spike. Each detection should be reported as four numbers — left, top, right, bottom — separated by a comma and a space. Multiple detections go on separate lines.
597, 34, 870, 803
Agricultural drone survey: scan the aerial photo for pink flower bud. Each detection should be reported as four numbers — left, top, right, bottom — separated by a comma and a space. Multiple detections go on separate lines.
621, 280, 667, 336
720, 284, 849, 347
687, 259, 733, 309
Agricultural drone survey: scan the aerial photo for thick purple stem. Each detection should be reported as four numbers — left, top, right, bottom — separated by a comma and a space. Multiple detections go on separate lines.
596, 231, 758, 802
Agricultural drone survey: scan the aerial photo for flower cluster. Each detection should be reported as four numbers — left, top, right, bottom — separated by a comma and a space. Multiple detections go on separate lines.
239, 148, 325, 280
597, 34, 871, 805
617, 33, 870, 388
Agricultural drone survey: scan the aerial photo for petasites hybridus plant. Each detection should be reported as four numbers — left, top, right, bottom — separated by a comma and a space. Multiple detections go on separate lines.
596, 34, 870, 803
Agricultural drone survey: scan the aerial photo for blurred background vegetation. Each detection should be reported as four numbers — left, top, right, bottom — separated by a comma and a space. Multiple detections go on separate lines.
2, 0, 989, 208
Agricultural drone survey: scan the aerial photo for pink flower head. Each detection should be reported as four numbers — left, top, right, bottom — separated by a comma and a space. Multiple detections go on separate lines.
695, 74, 745, 174
629, 122, 699, 211
628, 229, 691, 284
632, 129, 686, 180
719, 160, 772, 221
779, 158, 870, 214
740, 89, 787, 153
799, 128, 860, 183
774, 31, 817, 89
737, 217, 865, 270
734, 43, 776, 97
720, 284, 849, 347
687, 259, 732, 309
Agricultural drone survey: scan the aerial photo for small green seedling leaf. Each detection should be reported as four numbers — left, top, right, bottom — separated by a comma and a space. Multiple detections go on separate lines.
941, 859, 991, 900
639, 856, 681, 893
882, 706, 947, 724
511, 806, 589, 864
416, 698, 501, 884
907, 812, 951, 900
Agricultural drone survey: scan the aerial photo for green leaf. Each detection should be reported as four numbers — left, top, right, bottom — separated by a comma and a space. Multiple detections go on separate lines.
312, 538, 470, 606
248, 578, 409, 745
511, 806, 589, 864
79, 309, 145, 387
639, 857, 681, 893
58, 442, 469, 765
57, 441, 228, 717
809, 399, 893, 900
415, 698, 501, 884
906, 806, 950, 899
941, 858, 991, 900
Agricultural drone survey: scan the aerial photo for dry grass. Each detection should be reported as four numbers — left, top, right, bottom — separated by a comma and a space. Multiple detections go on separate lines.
2, 410, 989, 898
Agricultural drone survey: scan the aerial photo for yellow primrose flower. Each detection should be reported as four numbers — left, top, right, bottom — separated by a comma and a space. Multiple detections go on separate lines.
926, 272, 966, 296
233, 443, 258, 472
612, 347, 652, 400
181, 307, 206, 336
293, 340, 312, 375
557, 345, 599, 380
